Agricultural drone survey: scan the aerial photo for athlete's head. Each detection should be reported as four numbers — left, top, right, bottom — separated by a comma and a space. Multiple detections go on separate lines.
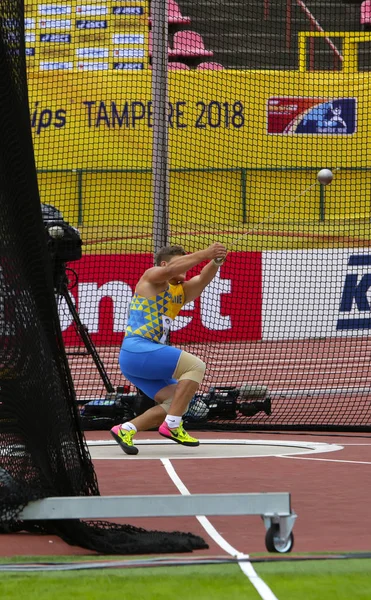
155, 245, 187, 284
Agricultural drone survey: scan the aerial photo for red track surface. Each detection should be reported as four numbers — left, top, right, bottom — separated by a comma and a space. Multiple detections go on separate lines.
3, 337, 371, 557
70, 339, 371, 427
1, 430, 371, 557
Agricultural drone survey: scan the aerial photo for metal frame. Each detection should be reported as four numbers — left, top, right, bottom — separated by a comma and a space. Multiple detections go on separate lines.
18, 492, 297, 551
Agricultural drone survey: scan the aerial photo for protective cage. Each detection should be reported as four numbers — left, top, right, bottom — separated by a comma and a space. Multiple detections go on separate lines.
4, 0, 371, 433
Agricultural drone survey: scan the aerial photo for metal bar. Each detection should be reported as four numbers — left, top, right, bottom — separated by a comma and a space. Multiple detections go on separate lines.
76, 169, 83, 226
37, 166, 371, 174
18, 493, 291, 520
286, 0, 292, 50
309, 21, 315, 72
151, 0, 169, 253
269, 385, 371, 397
296, 1, 343, 64
299, 31, 371, 41
264, 0, 270, 20
241, 168, 247, 224
319, 183, 325, 221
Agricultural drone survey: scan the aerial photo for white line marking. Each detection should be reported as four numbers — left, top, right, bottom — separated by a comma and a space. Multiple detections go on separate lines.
161, 458, 279, 600
88, 438, 343, 455
89, 454, 315, 461
281, 456, 371, 465
89, 438, 338, 447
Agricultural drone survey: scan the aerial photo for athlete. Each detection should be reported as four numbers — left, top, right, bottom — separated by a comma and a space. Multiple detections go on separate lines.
111, 242, 227, 455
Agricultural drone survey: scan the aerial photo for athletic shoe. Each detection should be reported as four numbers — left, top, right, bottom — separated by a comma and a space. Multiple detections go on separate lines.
158, 421, 199, 447
110, 425, 138, 455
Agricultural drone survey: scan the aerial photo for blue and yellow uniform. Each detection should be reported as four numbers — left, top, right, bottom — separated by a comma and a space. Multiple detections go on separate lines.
119, 284, 185, 398
125, 283, 184, 345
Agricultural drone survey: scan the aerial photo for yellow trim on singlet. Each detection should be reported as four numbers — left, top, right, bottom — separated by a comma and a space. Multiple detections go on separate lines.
125, 283, 185, 343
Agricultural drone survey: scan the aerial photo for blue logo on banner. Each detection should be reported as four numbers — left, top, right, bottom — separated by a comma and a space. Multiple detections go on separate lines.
337, 255, 371, 330
40, 33, 71, 42
113, 62, 144, 70
112, 6, 143, 14
76, 20, 107, 29
296, 99, 356, 134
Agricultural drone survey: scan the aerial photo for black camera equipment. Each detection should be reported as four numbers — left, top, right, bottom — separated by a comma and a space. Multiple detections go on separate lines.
41, 204, 136, 429
131, 385, 272, 427
183, 384, 272, 424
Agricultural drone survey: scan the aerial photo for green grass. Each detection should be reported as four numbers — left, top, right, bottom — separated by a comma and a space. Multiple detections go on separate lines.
0, 564, 257, 600
257, 559, 371, 599
1, 559, 371, 600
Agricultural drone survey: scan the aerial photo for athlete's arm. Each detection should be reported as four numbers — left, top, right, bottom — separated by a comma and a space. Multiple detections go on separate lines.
142, 243, 226, 285
183, 260, 223, 304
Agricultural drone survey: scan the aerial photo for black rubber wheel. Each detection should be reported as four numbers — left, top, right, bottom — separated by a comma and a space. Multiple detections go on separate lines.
265, 526, 294, 553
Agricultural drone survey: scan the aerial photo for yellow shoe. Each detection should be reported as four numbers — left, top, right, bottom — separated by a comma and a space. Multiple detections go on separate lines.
159, 421, 199, 447
110, 425, 138, 455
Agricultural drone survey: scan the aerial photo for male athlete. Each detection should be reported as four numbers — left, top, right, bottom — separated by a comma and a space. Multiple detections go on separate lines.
111, 242, 227, 455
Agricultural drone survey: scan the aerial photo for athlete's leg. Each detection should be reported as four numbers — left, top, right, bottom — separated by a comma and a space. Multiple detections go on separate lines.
164, 380, 199, 418
111, 378, 178, 455
124, 384, 178, 431
165, 351, 206, 417
158, 352, 206, 446
113, 345, 205, 452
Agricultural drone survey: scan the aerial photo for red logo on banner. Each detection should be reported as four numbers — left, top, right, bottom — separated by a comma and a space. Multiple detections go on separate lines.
61, 252, 262, 346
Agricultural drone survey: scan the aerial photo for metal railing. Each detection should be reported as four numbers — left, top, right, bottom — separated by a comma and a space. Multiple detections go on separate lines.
295, 0, 343, 70
298, 31, 371, 72
37, 166, 371, 226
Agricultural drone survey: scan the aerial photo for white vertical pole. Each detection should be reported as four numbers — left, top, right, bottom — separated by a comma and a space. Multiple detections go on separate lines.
151, 0, 169, 253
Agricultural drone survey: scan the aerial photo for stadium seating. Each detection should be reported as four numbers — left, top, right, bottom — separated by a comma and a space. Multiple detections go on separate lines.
168, 62, 191, 69
197, 61, 224, 70
149, 0, 191, 25
168, 0, 191, 24
170, 30, 214, 57
360, 0, 371, 29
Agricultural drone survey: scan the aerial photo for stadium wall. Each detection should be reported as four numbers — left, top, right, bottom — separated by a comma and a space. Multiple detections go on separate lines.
59, 248, 371, 345
29, 71, 371, 225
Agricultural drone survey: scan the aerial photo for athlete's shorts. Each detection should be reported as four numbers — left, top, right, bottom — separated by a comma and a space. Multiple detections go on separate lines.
119, 336, 205, 400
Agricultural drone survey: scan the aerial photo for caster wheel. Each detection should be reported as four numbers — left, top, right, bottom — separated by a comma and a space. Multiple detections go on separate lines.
265, 526, 294, 553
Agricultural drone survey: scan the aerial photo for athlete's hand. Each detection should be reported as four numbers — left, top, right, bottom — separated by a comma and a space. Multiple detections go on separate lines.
204, 242, 227, 262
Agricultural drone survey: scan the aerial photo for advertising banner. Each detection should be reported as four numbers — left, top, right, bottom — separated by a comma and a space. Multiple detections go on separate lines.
262, 248, 371, 339
61, 251, 262, 346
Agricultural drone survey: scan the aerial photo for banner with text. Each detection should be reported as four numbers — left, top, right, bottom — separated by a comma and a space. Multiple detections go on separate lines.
61, 252, 262, 346
262, 248, 371, 339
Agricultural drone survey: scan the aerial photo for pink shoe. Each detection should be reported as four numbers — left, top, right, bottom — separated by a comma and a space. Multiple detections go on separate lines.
158, 421, 199, 447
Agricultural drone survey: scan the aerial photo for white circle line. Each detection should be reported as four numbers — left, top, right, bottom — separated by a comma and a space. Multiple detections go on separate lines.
88, 438, 344, 460
91, 452, 317, 461
280, 456, 371, 465
87, 438, 343, 455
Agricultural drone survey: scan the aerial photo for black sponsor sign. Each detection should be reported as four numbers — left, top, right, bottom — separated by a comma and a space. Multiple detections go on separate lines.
40, 33, 71, 42
76, 20, 108, 29
112, 6, 143, 15
113, 62, 144, 70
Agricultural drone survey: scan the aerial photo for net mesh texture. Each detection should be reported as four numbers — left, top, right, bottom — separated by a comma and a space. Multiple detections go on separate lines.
24, 0, 371, 433
0, 0, 207, 553
19, 0, 371, 432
